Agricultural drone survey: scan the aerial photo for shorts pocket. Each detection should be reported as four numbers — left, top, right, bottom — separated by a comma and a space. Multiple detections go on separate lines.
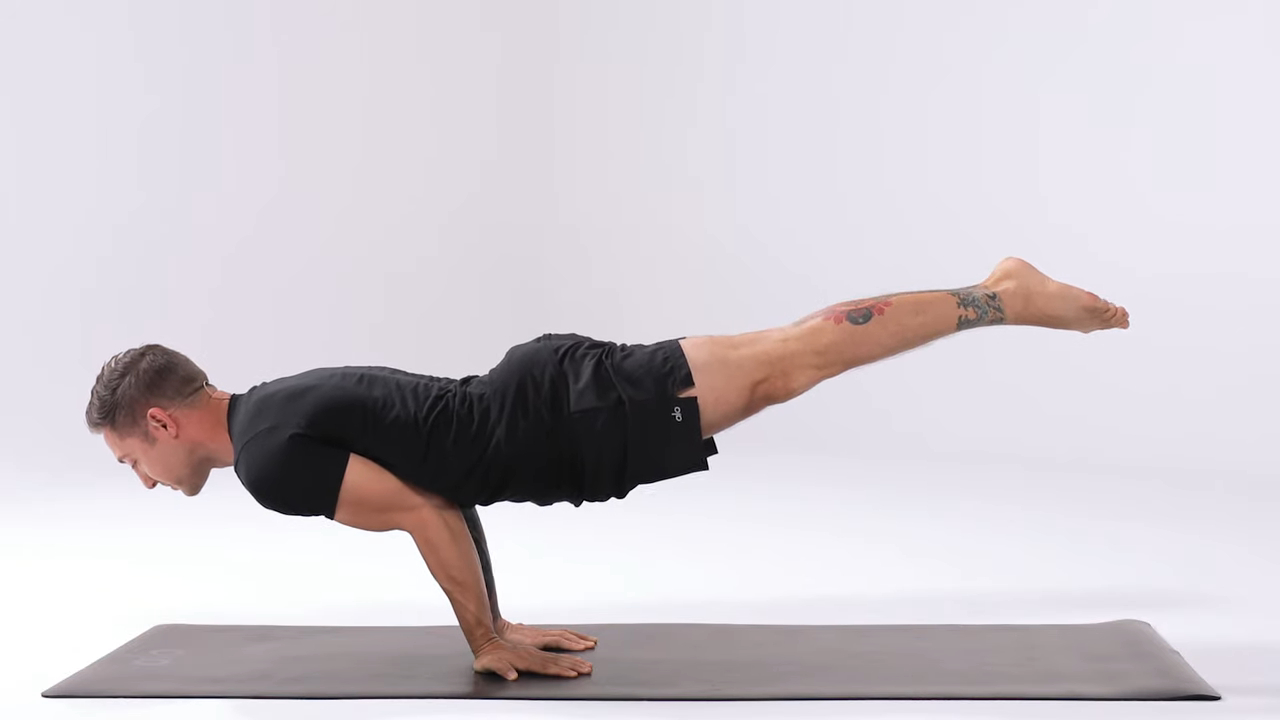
623, 395, 714, 488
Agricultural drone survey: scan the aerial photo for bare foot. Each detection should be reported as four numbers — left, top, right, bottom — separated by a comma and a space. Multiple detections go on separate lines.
982, 257, 1130, 333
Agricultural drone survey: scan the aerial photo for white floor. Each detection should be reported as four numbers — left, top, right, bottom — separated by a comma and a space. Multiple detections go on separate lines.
6, 450, 1277, 719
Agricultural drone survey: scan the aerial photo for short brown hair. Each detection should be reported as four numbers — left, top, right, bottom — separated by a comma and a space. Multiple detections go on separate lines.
85, 344, 209, 440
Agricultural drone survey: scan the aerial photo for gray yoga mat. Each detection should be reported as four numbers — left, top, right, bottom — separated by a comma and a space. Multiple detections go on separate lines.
42, 619, 1219, 701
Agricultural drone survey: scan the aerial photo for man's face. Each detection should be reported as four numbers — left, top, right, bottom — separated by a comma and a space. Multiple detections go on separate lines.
104, 419, 211, 497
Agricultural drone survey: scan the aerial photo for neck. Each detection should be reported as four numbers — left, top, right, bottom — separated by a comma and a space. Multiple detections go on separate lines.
207, 391, 236, 469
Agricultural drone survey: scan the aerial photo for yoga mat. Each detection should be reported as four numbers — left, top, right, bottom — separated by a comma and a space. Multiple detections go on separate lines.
42, 619, 1220, 701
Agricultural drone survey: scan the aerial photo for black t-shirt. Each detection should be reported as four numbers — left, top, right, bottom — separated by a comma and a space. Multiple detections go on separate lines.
227, 366, 496, 519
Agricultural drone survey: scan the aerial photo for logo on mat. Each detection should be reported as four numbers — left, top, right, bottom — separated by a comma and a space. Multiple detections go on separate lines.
672, 406, 683, 422
126, 649, 184, 667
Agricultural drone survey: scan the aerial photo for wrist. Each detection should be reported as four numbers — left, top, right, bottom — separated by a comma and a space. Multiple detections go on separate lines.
456, 609, 502, 655
469, 631, 504, 656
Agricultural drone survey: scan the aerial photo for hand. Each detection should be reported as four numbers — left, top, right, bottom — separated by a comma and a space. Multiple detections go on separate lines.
496, 618, 598, 652
472, 637, 593, 681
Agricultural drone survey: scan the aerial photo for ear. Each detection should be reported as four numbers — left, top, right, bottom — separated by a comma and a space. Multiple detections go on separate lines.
146, 408, 175, 434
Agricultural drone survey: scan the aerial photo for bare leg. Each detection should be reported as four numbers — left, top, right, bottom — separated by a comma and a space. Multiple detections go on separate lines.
677, 257, 1130, 437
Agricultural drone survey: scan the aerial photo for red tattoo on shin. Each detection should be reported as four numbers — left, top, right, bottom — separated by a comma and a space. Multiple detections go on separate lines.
817, 299, 895, 326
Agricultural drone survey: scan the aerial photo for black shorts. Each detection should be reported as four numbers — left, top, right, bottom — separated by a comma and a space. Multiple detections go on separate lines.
477, 332, 719, 505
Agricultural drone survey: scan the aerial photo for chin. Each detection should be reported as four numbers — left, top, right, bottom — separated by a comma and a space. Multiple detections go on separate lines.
183, 470, 212, 496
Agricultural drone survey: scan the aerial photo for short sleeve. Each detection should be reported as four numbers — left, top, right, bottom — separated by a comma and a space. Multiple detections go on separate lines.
234, 427, 352, 519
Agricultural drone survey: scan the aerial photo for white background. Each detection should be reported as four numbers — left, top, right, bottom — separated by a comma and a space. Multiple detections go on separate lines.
3, 0, 1277, 717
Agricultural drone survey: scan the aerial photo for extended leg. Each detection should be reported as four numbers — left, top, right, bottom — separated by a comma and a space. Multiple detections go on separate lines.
676, 257, 1130, 438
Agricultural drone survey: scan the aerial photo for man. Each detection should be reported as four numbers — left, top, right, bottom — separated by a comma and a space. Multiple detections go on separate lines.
85, 257, 1129, 681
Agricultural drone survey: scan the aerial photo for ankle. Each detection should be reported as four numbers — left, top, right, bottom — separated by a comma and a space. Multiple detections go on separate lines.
954, 281, 1017, 328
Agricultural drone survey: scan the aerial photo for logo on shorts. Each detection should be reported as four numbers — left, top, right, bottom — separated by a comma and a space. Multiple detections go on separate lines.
672, 405, 683, 422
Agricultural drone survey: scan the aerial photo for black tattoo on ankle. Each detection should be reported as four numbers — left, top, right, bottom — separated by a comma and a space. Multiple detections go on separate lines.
951, 287, 1006, 330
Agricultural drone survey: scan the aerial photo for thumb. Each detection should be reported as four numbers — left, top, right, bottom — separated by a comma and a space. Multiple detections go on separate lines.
496, 661, 518, 681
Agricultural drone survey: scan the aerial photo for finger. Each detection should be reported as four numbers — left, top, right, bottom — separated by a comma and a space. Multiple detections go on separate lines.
562, 630, 596, 646
555, 654, 593, 674
550, 632, 593, 650
532, 659, 579, 677
544, 628, 597, 645
516, 649, 580, 678
485, 659, 518, 681
532, 651, 591, 676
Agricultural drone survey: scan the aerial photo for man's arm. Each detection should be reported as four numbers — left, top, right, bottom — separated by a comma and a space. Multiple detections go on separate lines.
399, 500, 499, 653
331, 453, 498, 653
460, 506, 501, 623
329, 452, 595, 679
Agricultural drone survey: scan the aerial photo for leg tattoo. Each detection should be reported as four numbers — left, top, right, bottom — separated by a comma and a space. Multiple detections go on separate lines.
799, 285, 1006, 331
802, 292, 901, 326
952, 287, 1006, 330
821, 298, 896, 326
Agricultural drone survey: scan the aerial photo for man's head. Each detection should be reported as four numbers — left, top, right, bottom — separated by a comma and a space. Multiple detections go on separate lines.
86, 344, 231, 496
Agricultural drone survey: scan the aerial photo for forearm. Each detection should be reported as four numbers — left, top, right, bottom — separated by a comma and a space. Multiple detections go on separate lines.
460, 505, 501, 623
405, 503, 499, 654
